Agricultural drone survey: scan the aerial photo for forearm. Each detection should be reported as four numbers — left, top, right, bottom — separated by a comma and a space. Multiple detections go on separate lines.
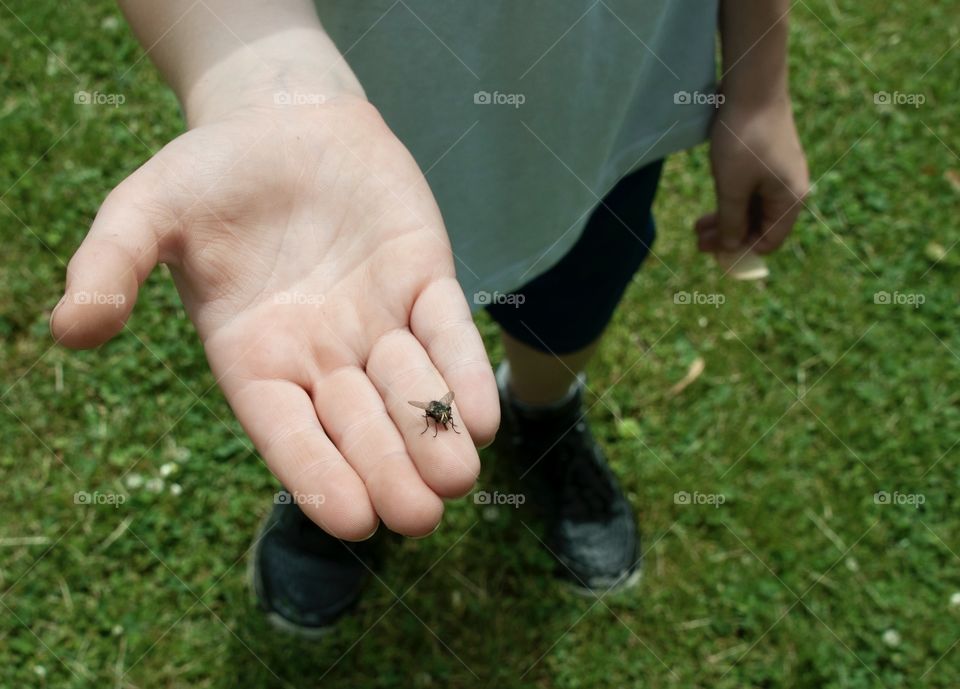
718, 0, 791, 107
117, 0, 365, 126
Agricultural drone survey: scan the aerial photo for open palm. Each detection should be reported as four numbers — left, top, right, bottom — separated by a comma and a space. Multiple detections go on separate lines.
52, 97, 500, 539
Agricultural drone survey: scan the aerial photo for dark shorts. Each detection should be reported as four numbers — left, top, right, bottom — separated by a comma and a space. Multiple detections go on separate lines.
486, 158, 664, 355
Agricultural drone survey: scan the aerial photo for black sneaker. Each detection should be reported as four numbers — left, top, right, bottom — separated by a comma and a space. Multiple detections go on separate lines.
495, 363, 641, 593
249, 493, 384, 637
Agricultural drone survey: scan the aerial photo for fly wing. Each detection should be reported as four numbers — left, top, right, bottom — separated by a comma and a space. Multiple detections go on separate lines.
408, 400, 429, 410
440, 391, 455, 405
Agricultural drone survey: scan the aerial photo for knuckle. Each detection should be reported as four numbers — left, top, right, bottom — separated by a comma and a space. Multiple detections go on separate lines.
262, 424, 319, 460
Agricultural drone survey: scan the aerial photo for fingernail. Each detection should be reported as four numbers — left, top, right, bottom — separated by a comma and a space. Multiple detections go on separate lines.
356, 523, 381, 541
477, 433, 496, 450
410, 521, 441, 540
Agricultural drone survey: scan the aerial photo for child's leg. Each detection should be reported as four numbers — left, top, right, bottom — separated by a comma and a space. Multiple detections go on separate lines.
483, 158, 666, 591
499, 332, 597, 406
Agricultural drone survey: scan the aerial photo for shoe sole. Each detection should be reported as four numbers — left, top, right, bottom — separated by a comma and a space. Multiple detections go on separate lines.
246, 510, 338, 639
562, 564, 643, 598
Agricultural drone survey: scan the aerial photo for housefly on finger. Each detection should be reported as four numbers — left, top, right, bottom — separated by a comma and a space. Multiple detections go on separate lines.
409, 391, 461, 438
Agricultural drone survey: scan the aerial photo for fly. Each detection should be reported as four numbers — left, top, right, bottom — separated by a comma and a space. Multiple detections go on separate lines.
408, 391, 461, 438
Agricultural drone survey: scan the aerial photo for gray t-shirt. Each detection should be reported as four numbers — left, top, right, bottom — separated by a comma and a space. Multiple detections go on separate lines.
314, 1, 719, 307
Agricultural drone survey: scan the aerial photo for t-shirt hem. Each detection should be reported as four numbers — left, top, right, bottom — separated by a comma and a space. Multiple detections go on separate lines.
465, 112, 714, 313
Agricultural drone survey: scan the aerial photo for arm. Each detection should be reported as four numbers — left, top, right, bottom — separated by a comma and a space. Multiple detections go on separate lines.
695, 0, 810, 254
52, 0, 500, 539
116, 0, 362, 126
718, 0, 790, 106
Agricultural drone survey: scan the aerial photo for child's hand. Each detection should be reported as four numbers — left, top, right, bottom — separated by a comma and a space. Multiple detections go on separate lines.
696, 97, 810, 255
51, 96, 500, 540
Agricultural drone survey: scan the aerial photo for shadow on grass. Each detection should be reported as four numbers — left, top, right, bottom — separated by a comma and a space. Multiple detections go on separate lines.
215, 452, 631, 689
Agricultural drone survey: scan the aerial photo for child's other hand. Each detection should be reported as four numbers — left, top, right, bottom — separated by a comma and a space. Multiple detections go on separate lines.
50, 97, 499, 540
695, 97, 809, 255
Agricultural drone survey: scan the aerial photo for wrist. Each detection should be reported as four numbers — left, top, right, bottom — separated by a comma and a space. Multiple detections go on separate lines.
182, 27, 367, 128
718, 84, 792, 120
720, 62, 790, 111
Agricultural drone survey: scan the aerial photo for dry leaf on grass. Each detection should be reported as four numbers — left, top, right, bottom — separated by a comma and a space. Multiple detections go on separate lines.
944, 169, 960, 193
668, 357, 706, 397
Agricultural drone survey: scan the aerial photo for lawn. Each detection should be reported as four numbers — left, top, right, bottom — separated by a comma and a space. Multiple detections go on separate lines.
1, 1, 959, 687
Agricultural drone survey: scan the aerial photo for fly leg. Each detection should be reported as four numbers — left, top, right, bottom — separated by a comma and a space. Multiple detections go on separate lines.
450, 419, 462, 435
420, 414, 430, 435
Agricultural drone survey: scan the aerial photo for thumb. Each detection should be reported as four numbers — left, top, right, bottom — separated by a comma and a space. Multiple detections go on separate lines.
51, 176, 169, 349
715, 187, 752, 251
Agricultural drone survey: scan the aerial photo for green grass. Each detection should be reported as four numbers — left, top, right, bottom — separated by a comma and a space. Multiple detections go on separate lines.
2, 1, 959, 687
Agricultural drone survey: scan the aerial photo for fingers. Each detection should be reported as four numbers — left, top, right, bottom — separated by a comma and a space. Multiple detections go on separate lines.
313, 366, 443, 537
715, 187, 751, 251
753, 202, 801, 254
366, 328, 481, 499
699, 183, 806, 256
410, 277, 500, 447
51, 174, 171, 349
694, 212, 721, 252
752, 177, 808, 255
226, 378, 379, 541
